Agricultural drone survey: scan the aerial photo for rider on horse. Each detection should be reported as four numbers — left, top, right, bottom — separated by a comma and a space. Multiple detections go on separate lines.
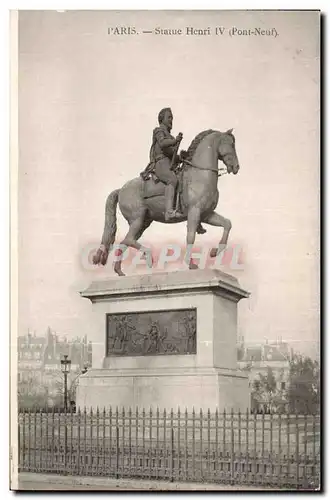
93, 112, 239, 273
141, 107, 206, 232
145, 107, 183, 220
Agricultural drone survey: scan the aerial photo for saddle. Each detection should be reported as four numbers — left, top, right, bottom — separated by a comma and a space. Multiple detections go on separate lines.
140, 161, 184, 208
139, 156, 207, 234
140, 162, 161, 183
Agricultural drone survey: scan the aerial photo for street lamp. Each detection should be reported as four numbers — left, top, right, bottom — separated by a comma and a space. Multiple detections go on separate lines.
60, 354, 71, 412
68, 364, 89, 408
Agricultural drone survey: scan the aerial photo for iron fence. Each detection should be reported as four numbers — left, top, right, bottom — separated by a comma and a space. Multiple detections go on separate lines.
18, 407, 320, 489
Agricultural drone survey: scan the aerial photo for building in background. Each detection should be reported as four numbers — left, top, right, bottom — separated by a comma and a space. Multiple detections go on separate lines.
17, 332, 46, 391
17, 327, 92, 405
237, 336, 293, 408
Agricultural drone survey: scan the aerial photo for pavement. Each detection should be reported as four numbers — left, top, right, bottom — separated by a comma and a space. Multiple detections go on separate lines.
14, 472, 281, 491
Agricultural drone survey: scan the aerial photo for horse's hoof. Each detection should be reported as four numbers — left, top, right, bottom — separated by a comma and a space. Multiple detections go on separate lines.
210, 247, 218, 258
197, 224, 207, 235
100, 252, 108, 266
114, 268, 125, 277
189, 262, 199, 270
93, 249, 102, 265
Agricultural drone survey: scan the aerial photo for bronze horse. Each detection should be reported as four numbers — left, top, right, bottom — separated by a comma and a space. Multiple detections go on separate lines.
93, 128, 240, 276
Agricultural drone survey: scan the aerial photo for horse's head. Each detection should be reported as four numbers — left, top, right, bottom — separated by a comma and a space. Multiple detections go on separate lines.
218, 129, 240, 175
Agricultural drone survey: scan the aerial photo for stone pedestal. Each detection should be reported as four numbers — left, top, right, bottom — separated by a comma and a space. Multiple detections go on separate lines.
76, 269, 250, 411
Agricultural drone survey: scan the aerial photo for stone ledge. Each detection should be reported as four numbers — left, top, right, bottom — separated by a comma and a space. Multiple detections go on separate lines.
80, 269, 249, 303
79, 366, 248, 381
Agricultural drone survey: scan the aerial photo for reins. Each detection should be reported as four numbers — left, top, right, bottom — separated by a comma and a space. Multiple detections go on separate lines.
180, 158, 228, 177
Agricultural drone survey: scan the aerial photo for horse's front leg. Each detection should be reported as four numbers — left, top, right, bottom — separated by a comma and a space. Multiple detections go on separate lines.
202, 211, 232, 257
186, 207, 201, 269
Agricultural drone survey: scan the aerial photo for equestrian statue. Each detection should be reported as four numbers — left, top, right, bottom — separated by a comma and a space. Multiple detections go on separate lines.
93, 107, 240, 276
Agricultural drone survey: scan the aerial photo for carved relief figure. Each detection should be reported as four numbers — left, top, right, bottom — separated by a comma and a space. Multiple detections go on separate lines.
112, 316, 136, 353
180, 312, 197, 353
146, 322, 162, 354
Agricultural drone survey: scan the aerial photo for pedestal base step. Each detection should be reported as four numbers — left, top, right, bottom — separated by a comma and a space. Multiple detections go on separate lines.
76, 367, 250, 412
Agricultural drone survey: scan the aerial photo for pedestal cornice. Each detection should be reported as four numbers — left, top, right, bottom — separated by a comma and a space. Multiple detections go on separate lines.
81, 269, 249, 303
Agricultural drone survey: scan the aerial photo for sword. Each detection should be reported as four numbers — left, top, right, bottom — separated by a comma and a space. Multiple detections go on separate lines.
170, 132, 183, 171
170, 133, 183, 212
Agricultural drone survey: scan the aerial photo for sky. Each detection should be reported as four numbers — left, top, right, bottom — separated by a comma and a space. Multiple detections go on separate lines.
17, 10, 320, 357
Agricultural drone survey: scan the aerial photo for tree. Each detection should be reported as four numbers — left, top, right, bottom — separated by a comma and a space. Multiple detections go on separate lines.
251, 366, 278, 412
288, 354, 320, 414
18, 393, 48, 411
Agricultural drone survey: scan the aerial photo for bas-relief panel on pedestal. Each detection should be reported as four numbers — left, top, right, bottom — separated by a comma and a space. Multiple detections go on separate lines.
106, 309, 196, 356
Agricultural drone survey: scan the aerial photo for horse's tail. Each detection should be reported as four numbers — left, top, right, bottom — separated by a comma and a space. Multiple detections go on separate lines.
93, 189, 120, 266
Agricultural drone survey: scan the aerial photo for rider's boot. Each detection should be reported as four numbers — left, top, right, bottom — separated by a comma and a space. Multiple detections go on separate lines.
164, 184, 183, 220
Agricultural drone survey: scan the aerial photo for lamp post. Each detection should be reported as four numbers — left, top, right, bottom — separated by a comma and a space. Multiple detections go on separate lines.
68, 364, 89, 410
60, 354, 71, 412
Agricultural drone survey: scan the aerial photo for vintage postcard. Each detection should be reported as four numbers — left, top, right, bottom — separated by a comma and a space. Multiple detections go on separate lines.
11, 10, 320, 491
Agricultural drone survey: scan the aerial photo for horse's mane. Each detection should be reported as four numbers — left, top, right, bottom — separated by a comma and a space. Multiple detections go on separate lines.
186, 129, 215, 160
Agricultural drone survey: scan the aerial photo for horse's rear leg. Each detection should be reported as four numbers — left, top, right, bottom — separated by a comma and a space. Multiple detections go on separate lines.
114, 215, 153, 276
202, 211, 232, 257
186, 207, 201, 270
